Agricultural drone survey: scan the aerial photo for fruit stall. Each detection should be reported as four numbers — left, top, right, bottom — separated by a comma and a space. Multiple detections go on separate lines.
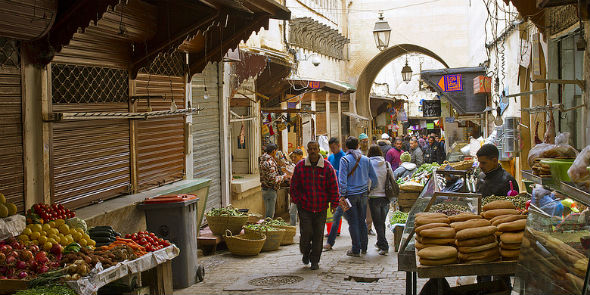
0, 199, 179, 295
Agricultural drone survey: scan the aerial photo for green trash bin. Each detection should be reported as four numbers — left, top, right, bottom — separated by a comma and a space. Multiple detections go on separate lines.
138, 194, 200, 289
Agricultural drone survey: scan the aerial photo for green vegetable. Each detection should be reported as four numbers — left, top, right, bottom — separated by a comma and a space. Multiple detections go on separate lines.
262, 217, 289, 227
206, 206, 246, 217
389, 211, 409, 225
64, 243, 81, 254
27, 269, 68, 289
17, 285, 76, 295
66, 217, 88, 233
244, 224, 280, 232
400, 152, 412, 163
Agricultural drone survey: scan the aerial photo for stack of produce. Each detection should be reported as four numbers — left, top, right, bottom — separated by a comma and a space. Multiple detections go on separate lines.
0, 193, 18, 218
26, 203, 75, 223
397, 163, 440, 190
414, 213, 452, 253
89, 226, 121, 247
389, 210, 409, 226
18, 219, 95, 251
455, 221, 499, 263
123, 231, 170, 252
0, 237, 62, 279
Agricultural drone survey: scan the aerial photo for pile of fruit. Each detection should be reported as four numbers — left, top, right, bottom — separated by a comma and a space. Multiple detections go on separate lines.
124, 231, 170, 252
0, 238, 61, 279
18, 219, 95, 251
0, 193, 18, 218
261, 217, 289, 227
206, 207, 246, 217
27, 203, 75, 223
389, 210, 409, 225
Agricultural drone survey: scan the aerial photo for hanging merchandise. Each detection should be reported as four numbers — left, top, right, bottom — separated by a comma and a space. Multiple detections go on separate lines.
262, 124, 270, 136
286, 114, 291, 132
398, 108, 408, 122
268, 124, 275, 136
238, 122, 246, 149
277, 122, 286, 132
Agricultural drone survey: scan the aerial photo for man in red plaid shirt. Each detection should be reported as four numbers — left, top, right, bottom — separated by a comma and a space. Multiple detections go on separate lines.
290, 140, 339, 270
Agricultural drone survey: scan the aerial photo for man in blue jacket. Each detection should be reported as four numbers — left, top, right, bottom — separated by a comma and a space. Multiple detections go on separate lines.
338, 136, 378, 256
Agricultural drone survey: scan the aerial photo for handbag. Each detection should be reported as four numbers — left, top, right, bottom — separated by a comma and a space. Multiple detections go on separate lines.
384, 162, 400, 200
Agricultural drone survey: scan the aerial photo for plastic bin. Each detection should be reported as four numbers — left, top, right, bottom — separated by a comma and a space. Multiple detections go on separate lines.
540, 159, 575, 183
138, 194, 199, 289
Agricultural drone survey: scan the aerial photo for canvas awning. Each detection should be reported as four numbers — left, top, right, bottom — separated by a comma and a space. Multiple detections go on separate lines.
287, 78, 356, 94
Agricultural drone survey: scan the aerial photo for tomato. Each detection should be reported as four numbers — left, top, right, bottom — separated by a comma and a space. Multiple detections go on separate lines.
139, 238, 147, 245
149, 233, 156, 238
58, 204, 64, 210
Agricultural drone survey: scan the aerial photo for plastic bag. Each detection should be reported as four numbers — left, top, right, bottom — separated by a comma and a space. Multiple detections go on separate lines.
527, 133, 578, 167
568, 145, 590, 189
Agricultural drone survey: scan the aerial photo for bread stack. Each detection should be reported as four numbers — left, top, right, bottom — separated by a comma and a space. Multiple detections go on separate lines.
497, 220, 526, 260
417, 246, 458, 266
451, 212, 500, 263
482, 200, 520, 238
414, 213, 453, 252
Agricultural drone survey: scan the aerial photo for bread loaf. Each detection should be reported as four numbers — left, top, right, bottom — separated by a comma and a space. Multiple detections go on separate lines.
492, 214, 527, 226
451, 219, 491, 231
449, 213, 482, 222
418, 246, 457, 260
415, 216, 450, 226
419, 257, 458, 266
416, 212, 447, 219
415, 223, 450, 234
500, 231, 524, 244
458, 242, 498, 253
500, 248, 521, 258
420, 237, 456, 245
455, 235, 496, 247
495, 231, 503, 237
482, 209, 520, 219
483, 200, 516, 211
416, 241, 449, 250
500, 242, 521, 250
458, 247, 500, 261
497, 219, 526, 232
420, 227, 455, 239
456, 226, 497, 240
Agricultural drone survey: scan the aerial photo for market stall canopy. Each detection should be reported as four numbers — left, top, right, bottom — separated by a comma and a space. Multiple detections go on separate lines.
342, 111, 370, 121
0, 0, 57, 40
420, 67, 487, 115
253, 47, 295, 103
287, 78, 356, 94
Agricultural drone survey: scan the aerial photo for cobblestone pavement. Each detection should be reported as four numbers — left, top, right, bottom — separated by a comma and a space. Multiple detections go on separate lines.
176, 219, 434, 295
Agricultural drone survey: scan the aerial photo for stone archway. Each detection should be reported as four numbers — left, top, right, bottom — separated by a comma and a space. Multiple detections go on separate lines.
355, 44, 450, 119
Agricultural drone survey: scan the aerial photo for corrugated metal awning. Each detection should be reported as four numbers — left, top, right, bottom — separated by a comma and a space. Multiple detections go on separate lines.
287, 78, 356, 94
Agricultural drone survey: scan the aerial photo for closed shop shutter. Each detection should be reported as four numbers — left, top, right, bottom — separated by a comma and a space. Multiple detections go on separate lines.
134, 70, 186, 191
50, 63, 131, 208
192, 64, 222, 210
0, 38, 25, 212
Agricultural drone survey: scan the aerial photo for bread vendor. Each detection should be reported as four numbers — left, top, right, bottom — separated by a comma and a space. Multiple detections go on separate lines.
476, 144, 519, 198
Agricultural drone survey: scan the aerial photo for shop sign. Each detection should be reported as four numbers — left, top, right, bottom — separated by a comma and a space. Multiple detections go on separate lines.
426, 123, 435, 129
308, 81, 321, 89
437, 74, 463, 92
473, 76, 491, 94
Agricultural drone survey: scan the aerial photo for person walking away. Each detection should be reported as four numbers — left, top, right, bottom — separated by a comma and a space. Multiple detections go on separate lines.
385, 138, 404, 170
339, 137, 378, 256
377, 133, 393, 156
287, 149, 304, 225
409, 137, 424, 167
424, 136, 444, 164
260, 143, 291, 218
393, 152, 417, 180
359, 133, 369, 155
324, 137, 346, 250
367, 145, 397, 255
290, 141, 340, 270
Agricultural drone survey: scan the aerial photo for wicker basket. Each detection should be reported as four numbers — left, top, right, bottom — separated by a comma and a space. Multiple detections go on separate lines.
206, 215, 248, 236
273, 225, 296, 245
224, 229, 266, 256
244, 227, 286, 252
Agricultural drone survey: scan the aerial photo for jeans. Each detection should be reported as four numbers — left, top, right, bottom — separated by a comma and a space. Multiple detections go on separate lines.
298, 206, 327, 264
326, 206, 344, 246
344, 193, 368, 254
289, 203, 298, 226
262, 188, 277, 218
369, 197, 390, 251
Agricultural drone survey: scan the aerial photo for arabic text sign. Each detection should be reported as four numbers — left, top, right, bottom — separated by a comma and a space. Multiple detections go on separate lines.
437, 74, 463, 92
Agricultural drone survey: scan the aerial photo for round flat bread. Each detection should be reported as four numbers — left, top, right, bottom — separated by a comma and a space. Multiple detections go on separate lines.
495, 231, 503, 237
483, 200, 516, 211
492, 214, 527, 226
415, 216, 450, 226
419, 256, 457, 266
416, 241, 447, 250
455, 235, 496, 247
498, 219, 527, 232
449, 213, 482, 223
416, 212, 447, 218
463, 256, 501, 264
420, 227, 455, 239
500, 242, 521, 250
416, 223, 451, 234
500, 248, 521, 258
458, 247, 500, 261
500, 231, 524, 244
456, 226, 497, 240
482, 209, 520, 219
418, 246, 458, 260
451, 219, 491, 232
420, 237, 456, 245
458, 241, 498, 253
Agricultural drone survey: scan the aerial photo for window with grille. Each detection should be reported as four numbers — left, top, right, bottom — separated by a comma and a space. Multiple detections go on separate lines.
139, 50, 185, 77
0, 38, 19, 68
51, 63, 129, 104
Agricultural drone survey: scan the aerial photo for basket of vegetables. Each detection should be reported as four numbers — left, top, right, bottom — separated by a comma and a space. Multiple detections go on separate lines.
223, 229, 266, 256
261, 217, 296, 245
205, 206, 248, 236
243, 224, 285, 252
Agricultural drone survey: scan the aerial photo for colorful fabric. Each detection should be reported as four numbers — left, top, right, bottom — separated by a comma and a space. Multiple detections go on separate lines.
259, 153, 286, 190
290, 157, 340, 213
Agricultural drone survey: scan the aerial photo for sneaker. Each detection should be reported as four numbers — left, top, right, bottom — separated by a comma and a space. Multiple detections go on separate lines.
302, 256, 310, 265
310, 263, 319, 270
361, 250, 367, 254
323, 244, 333, 251
374, 243, 379, 249
346, 250, 360, 257
368, 229, 376, 236
378, 249, 388, 256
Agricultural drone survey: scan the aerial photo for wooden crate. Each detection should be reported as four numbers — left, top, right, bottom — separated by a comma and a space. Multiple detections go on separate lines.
398, 191, 420, 212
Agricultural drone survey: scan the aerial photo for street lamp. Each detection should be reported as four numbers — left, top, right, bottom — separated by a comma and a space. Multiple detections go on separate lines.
373, 12, 391, 51
401, 55, 412, 83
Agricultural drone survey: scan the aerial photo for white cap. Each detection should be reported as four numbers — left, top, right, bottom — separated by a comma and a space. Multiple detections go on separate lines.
381, 133, 390, 140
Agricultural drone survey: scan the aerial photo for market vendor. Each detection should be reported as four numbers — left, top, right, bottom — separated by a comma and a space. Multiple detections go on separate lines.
476, 144, 519, 198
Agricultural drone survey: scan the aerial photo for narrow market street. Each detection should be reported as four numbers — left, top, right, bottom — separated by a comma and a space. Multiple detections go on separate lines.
177, 219, 430, 295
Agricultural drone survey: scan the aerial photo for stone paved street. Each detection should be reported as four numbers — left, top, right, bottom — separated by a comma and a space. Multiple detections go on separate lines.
177, 219, 432, 295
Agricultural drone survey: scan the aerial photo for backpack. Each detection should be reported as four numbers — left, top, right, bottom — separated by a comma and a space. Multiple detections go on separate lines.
384, 162, 399, 200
